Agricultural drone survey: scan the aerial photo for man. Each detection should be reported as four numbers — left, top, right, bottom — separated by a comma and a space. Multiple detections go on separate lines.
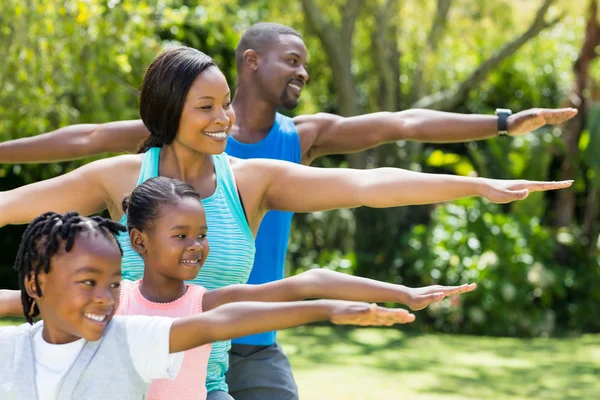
0, 22, 576, 400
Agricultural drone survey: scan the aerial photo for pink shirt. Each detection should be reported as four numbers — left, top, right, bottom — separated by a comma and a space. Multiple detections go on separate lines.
117, 280, 212, 400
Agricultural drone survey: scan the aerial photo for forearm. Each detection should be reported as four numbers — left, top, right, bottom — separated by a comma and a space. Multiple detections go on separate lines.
0, 125, 98, 163
170, 300, 333, 352
356, 168, 485, 208
392, 109, 498, 143
0, 290, 23, 317
295, 269, 410, 304
0, 120, 147, 163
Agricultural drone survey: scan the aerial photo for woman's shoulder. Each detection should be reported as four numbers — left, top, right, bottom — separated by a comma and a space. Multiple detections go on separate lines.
78, 154, 144, 183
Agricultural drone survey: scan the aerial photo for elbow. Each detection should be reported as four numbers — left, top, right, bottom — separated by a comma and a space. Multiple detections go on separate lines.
295, 268, 334, 298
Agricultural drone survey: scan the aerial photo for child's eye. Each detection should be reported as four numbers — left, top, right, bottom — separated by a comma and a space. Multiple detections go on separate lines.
176, 234, 186, 239
110, 282, 121, 289
198, 234, 207, 239
81, 280, 96, 287
223, 102, 232, 109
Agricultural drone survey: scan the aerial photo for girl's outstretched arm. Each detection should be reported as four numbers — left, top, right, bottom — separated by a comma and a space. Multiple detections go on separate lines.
203, 269, 476, 311
169, 299, 414, 353
0, 290, 23, 317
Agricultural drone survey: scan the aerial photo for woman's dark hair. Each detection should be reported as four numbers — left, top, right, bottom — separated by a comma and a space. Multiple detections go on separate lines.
14, 212, 126, 324
121, 177, 203, 233
138, 47, 217, 153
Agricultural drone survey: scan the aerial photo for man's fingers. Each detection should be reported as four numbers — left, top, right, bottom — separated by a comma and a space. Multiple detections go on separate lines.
541, 108, 578, 124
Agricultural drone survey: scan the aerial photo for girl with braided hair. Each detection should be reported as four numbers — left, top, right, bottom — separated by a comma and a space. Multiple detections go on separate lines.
0, 177, 477, 400
0, 209, 413, 400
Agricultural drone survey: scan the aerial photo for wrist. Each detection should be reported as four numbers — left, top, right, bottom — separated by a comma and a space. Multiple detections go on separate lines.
471, 177, 490, 198
395, 286, 412, 306
495, 108, 512, 136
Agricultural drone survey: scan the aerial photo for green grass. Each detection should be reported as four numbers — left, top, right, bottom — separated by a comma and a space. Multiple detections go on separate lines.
278, 326, 600, 400
3, 318, 598, 399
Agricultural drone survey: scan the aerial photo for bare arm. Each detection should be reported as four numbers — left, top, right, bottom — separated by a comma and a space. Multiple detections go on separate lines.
0, 155, 139, 227
169, 299, 414, 353
0, 120, 149, 163
203, 269, 476, 312
0, 290, 22, 317
240, 158, 573, 218
295, 108, 578, 164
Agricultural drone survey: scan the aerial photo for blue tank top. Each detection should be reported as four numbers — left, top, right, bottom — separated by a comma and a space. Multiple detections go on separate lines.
225, 112, 301, 346
116, 147, 255, 394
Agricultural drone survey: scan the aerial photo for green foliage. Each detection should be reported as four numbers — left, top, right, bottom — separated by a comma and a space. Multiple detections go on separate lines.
396, 198, 600, 336
0, 0, 597, 338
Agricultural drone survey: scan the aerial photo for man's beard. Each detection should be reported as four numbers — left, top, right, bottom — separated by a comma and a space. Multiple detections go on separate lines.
280, 89, 299, 110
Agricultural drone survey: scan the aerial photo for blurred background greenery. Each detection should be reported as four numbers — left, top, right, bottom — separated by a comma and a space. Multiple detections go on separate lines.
1, 0, 599, 338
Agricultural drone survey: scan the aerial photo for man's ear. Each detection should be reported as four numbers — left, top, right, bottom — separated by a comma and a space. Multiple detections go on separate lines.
130, 228, 147, 255
25, 271, 44, 300
244, 49, 260, 71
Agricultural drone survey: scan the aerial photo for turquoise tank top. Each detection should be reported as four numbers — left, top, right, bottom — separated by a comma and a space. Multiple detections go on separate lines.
116, 147, 255, 394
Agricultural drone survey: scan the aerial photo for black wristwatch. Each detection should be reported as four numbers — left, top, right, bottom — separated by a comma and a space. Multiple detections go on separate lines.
495, 108, 512, 136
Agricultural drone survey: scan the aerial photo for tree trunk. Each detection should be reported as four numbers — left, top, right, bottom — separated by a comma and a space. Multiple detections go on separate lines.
555, 0, 599, 227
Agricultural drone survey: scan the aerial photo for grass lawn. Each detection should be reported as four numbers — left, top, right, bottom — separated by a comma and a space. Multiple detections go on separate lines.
278, 325, 600, 400
2, 318, 598, 399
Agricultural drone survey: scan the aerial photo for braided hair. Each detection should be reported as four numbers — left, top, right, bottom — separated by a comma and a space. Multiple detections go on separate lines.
13, 211, 126, 324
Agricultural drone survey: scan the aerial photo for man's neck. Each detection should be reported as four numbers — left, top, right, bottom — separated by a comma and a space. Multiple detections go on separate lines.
231, 85, 278, 143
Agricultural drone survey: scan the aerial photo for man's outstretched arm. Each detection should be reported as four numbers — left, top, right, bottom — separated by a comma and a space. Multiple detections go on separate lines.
0, 120, 149, 163
295, 108, 578, 164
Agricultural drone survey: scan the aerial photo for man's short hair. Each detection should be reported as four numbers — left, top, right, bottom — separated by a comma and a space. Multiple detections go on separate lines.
235, 22, 302, 68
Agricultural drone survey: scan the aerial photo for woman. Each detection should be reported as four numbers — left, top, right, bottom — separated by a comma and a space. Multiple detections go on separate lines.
0, 47, 572, 399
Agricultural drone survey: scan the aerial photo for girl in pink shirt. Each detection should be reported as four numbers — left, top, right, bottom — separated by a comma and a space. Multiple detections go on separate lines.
118, 176, 475, 400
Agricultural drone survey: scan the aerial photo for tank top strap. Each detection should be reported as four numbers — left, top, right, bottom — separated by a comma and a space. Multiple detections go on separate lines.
137, 147, 161, 184
210, 152, 253, 243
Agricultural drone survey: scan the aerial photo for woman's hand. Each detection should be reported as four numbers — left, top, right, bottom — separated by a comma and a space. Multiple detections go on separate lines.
477, 179, 573, 204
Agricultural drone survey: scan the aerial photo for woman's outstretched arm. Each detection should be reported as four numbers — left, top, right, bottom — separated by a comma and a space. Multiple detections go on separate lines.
0, 155, 139, 227
235, 158, 572, 223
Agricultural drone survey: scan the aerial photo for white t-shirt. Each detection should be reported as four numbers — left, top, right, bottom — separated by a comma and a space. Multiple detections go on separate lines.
33, 315, 183, 400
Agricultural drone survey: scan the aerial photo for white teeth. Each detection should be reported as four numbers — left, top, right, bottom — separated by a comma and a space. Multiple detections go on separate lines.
289, 84, 302, 91
180, 259, 200, 264
85, 313, 106, 322
203, 131, 227, 139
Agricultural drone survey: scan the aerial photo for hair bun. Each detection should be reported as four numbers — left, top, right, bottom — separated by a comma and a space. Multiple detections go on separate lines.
121, 195, 131, 214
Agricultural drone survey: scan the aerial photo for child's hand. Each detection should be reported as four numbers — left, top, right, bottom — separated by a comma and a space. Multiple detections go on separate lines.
329, 302, 415, 326
405, 283, 477, 311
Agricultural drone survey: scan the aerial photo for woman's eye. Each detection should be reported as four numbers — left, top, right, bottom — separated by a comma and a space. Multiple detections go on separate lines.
223, 102, 232, 109
198, 105, 212, 110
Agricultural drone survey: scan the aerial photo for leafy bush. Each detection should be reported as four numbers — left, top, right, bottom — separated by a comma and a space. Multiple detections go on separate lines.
394, 198, 600, 337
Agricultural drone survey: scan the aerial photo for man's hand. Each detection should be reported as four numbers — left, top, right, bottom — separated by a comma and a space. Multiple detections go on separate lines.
508, 108, 578, 136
